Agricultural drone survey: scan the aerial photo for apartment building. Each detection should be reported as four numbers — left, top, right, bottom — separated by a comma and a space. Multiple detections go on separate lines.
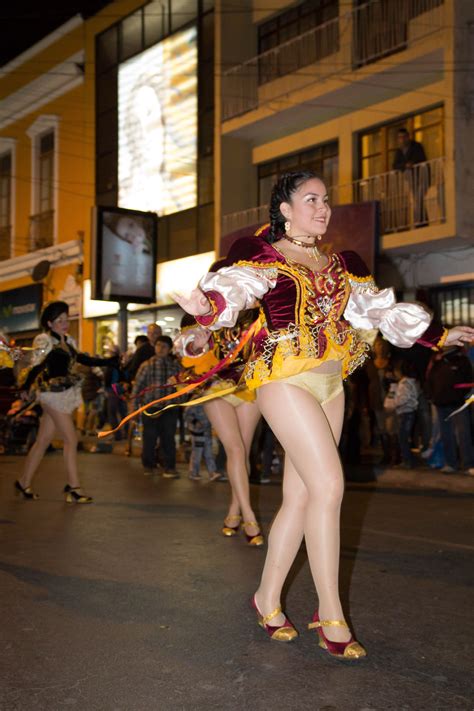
0, 17, 87, 345
215, 0, 474, 325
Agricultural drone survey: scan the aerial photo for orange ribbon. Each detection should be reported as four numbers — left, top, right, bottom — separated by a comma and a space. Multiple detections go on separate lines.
98, 319, 259, 439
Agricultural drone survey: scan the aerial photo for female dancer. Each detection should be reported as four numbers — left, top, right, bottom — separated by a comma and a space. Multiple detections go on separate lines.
175, 170, 474, 659
15, 301, 118, 503
176, 308, 263, 546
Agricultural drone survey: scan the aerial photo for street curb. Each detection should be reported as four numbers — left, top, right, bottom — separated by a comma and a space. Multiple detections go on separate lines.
356, 465, 474, 494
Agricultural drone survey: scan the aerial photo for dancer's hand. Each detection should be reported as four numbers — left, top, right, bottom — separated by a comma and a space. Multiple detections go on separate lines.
444, 326, 474, 347
191, 329, 212, 352
171, 288, 212, 316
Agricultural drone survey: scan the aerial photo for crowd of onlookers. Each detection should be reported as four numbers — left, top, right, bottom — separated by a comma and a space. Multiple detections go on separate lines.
77, 321, 473, 481
340, 335, 474, 476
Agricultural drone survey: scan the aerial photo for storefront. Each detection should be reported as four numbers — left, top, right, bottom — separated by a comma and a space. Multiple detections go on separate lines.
94, 304, 184, 356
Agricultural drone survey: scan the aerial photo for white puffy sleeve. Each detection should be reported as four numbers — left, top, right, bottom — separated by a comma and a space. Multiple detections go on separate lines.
344, 279, 432, 348
30, 333, 53, 366
196, 265, 277, 330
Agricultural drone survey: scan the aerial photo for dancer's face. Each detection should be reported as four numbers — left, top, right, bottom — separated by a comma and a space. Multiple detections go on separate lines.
280, 177, 331, 238
48, 312, 69, 336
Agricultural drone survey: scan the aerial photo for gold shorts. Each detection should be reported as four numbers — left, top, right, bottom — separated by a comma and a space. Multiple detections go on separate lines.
261, 370, 344, 406
204, 380, 255, 409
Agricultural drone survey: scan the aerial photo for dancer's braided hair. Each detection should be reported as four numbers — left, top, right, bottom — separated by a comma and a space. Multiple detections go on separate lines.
267, 170, 322, 244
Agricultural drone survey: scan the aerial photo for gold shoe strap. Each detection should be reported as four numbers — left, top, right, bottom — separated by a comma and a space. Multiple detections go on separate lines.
262, 606, 282, 625
226, 515, 242, 522
243, 521, 259, 527
308, 619, 348, 630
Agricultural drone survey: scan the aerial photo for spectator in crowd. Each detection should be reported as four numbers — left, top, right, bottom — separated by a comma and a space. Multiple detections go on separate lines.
340, 367, 368, 467
79, 361, 104, 435
392, 127, 428, 226
125, 324, 162, 383
131, 335, 183, 478
103, 344, 128, 441
393, 128, 427, 171
382, 363, 401, 466
392, 360, 420, 469
426, 346, 474, 475
365, 336, 393, 464
184, 405, 219, 481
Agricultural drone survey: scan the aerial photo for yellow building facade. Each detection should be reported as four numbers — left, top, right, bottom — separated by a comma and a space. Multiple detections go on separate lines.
215, 0, 474, 325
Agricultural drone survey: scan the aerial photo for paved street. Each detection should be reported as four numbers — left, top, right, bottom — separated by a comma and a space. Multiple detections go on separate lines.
0, 451, 473, 711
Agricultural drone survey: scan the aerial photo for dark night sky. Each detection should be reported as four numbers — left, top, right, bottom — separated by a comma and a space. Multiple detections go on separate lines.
0, 1, 113, 67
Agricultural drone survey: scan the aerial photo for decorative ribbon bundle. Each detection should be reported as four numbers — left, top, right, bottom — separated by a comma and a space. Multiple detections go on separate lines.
98, 319, 259, 439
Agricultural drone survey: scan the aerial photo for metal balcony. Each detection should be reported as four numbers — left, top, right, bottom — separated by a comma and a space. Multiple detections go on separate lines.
29, 210, 54, 251
222, 0, 444, 122
353, 0, 444, 68
352, 157, 446, 233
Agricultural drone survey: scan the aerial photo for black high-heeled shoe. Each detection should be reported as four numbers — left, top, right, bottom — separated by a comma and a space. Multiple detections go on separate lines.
64, 485, 93, 504
14, 480, 39, 500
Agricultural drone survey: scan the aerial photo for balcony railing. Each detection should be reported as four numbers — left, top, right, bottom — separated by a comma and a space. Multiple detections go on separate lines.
222, 158, 445, 237
0, 225, 11, 260
353, 157, 445, 233
222, 0, 444, 122
353, 0, 444, 68
222, 15, 340, 121
29, 210, 54, 251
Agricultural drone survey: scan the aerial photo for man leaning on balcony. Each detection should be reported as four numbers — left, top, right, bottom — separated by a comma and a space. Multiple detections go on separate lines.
392, 127, 429, 228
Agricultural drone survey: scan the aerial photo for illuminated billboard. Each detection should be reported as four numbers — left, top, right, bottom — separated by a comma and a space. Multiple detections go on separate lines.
91, 206, 157, 303
118, 26, 198, 216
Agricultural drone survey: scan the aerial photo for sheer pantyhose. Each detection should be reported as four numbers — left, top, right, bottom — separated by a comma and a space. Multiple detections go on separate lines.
255, 380, 349, 643
204, 399, 261, 536
20, 404, 81, 490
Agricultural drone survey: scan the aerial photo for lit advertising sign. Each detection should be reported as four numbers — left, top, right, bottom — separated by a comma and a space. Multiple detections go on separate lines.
0, 284, 42, 333
91, 206, 157, 303
118, 26, 198, 216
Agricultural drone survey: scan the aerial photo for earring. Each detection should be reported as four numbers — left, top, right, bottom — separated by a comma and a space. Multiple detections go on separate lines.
284, 221, 291, 234
317, 234, 322, 241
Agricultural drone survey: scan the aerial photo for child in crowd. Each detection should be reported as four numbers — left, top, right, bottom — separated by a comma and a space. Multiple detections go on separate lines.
392, 361, 420, 468
184, 405, 219, 481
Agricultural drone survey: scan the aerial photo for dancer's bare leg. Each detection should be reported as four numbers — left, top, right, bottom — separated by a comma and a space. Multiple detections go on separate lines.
40, 405, 81, 488
236, 402, 262, 536
19, 410, 56, 488
204, 399, 261, 533
255, 382, 349, 643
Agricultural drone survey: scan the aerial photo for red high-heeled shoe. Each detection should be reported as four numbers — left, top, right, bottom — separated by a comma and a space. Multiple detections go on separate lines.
222, 514, 242, 537
308, 611, 366, 660
251, 595, 298, 642
242, 520, 264, 547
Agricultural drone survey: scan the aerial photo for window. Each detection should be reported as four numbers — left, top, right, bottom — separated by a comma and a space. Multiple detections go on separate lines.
430, 284, 474, 327
359, 105, 444, 177
27, 116, 58, 251
258, 0, 339, 84
353, 0, 444, 69
0, 152, 12, 260
357, 106, 445, 233
39, 132, 54, 216
258, 141, 339, 206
